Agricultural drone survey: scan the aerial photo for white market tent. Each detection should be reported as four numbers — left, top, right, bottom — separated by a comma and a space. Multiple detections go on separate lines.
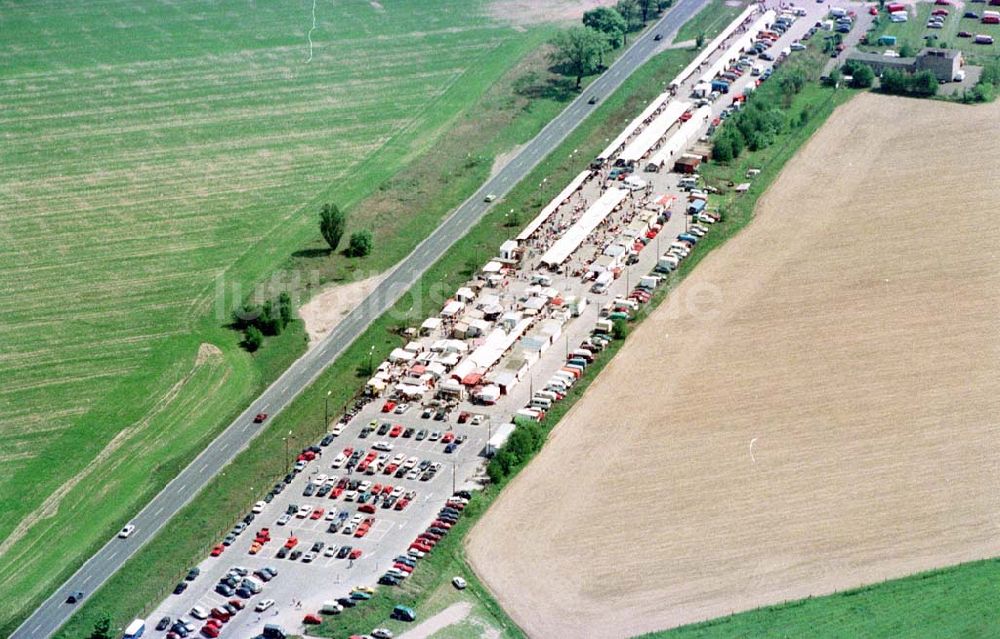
420, 317, 442, 333
516, 170, 591, 241
646, 105, 713, 170
596, 91, 672, 162
450, 318, 533, 381
670, 5, 757, 89
698, 10, 776, 85
619, 101, 691, 164
539, 188, 628, 268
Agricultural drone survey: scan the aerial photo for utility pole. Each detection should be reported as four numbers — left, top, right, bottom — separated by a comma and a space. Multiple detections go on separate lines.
452, 462, 457, 495
368, 344, 375, 376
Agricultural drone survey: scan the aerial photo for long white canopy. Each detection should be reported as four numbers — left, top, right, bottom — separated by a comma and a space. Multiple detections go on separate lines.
619, 100, 691, 164
539, 188, 628, 268
516, 170, 591, 241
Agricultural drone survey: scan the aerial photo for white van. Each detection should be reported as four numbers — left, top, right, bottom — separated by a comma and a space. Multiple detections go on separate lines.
530, 397, 552, 410
678, 176, 698, 190
534, 390, 558, 402
321, 601, 344, 614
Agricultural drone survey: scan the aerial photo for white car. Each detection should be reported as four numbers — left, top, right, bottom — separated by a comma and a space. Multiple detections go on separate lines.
358, 480, 372, 492
331, 423, 346, 436
294, 460, 307, 472
302, 552, 317, 563
252, 500, 266, 514
403, 456, 418, 470
190, 606, 210, 620
372, 629, 394, 639
373, 440, 393, 452
452, 576, 468, 590
297, 505, 312, 518
331, 453, 347, 468
470, 415, 484, 425
315, 473, 328, 484
407, 549, 426, 559
255, 599, 275, 612
351, 513, 364, 525
325, 476, 339, 486
276, 513, 291, 525
686, 226, 706, 237
391, 486, 405, 498
406, 469, 420, 480
325, 509, 339, 521
118, 524, 136, 539
324, 545, 338, 557
393, 403, 409, 414
343, 490, 358, 502
391, 453, 406, 465
342, 523, 356, 535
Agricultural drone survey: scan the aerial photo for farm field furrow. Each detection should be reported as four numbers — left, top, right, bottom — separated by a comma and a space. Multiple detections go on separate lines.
0, 0, 551, 630
468, 93, 1000, 639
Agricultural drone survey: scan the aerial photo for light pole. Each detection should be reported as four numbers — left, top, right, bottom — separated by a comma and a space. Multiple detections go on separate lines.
451, 462, 457, 495
324, 390, 331, 431
368, 344, 375, 375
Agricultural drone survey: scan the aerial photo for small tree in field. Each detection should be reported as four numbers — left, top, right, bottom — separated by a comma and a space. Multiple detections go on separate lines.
244, 325, 264, 352
347, 230, 373, 257
612, 318, 629, 340
89, 614, 113, 639
319, 203, 346, 252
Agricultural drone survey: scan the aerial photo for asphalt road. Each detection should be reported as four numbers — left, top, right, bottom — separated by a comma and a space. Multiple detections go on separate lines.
11, 3, 708, 637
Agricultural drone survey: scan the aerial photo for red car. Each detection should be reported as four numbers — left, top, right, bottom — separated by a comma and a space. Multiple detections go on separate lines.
679, 110, 693, 122
201, 625, 220, 638
457, 412, 470, 424
253, 413, 268, 423
354, 525, 370, 538
868, 4, 878, 12
349, 548, 363, 560
384, 464, 398, 475
303, 614, 323, 625
359, 503, 376, 514
410, 542, 432, 553
394, 498, 410, 511
210, 607, 231, 622
228, 599, 245, 610
284, 536, 299, 549
210, 544, 225, 557
441, 432, 455, 444
433, 519, 453, 529
329, 487, 343, 499
381, 401, 396, 413
310, 508, 324, 520
389, 425, 403, 438
381, 484, 393, 495
394, 562, 414, 573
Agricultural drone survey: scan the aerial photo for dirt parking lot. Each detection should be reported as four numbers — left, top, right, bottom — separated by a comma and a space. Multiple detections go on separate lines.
467, 93, 1000, 638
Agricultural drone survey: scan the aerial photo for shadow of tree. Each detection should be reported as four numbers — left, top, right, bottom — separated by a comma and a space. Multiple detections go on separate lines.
513, 70, 579, 103
291, 247, 331, 258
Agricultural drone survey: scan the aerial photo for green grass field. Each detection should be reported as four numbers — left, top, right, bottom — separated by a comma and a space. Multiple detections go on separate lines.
649, 557, 1000, 638
0, 0, 558, 632
861, 2, 1000, 61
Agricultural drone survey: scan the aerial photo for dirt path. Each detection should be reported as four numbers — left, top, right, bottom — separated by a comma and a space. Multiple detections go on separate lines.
298, 274, 385, 348
397, 601, 473, 639
467, 94, 1000, 638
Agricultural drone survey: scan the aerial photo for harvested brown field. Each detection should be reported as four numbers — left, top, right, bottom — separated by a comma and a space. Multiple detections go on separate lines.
467, 93, 1000, 638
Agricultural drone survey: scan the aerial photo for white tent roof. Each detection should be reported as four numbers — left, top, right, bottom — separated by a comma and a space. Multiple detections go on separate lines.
441, 300, 465, 317
389, 348, 415, 362
619, 100, 691, 164
647, 105, 712, 169
517, 170, 591, 241
482, 261, 503, 274
540, 188, 628, 268
421, 317, 442, 331
671, 5, 758, 88
699, 10, 776, 85
597, 92, 672, 161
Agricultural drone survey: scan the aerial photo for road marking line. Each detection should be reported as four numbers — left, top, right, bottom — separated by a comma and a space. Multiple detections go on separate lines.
108, 550, 118, 561
153, 506, 165, 517
177, 484, 187, 493
82, 575, 92, 585
200, 462, 209, 473
34, 623, 43, 634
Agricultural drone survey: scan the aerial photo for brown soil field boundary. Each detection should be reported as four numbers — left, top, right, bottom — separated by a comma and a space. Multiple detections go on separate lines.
466, 93, 1000, 638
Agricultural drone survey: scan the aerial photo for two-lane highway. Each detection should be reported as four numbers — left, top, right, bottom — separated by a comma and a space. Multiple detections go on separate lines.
11, 2, 708, 636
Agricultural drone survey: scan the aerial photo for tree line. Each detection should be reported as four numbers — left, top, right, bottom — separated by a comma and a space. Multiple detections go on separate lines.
232, 292, 294, 352
549, 0, 674, 88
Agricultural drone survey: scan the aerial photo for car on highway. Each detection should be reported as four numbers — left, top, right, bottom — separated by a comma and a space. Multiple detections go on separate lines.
588, 95, 598, 104
253, 413, 268, 423
118, 524, 136, 539
654, 33, 663, 40
484, 193, 496, 202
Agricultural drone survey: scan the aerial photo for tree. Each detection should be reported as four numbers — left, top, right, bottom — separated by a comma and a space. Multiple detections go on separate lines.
260, 299, 282, 335
909, 70, 938, 96
638, 0, 655, 23
278, 292, 293, 328
696, 32, 706, 48
582, 7, 627, 48
89, 614, 113, 639
244, 325, 263, 352
347, 230, 373, 257
849, 63, 875, 88
612, 318, 629, 340
548, 26, 611, 88
880, 68, 909, 93
898, 40, 915, 57
319, 203, 346, 252
826, 67, 842, 88
616, 0, 644, 30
